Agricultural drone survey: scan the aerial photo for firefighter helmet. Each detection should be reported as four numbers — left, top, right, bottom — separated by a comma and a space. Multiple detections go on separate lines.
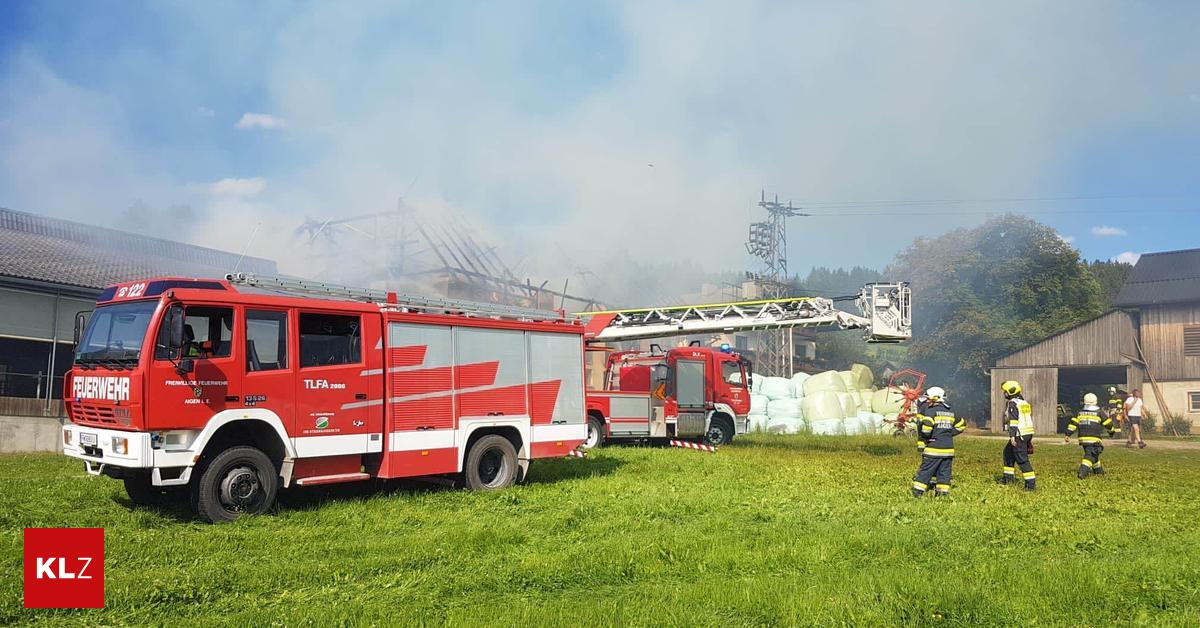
926, 386, 946, 401
1001, 380, 1022, 398
1084, 393, 1098, 405
1108, 386, 1118, 396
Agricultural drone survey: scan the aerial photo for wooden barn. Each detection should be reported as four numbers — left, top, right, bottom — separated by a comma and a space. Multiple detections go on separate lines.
991, 248, 1200, 434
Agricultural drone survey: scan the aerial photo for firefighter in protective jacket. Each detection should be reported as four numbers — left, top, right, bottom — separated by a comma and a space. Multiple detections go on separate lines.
1065, 393, 1115, 478
1106, 386, 1124, 438
911, 387, 965, 497
998, 380, 1037, 490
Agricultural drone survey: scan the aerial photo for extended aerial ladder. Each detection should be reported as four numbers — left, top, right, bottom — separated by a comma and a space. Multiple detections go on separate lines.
578, 283, 911, 344
225, 273, 912, 345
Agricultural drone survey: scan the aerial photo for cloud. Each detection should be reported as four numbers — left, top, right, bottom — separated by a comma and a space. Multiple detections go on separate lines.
196, 106, 215, 118
1113, 251, 1141, 265
235, 112, 285, 130
5, 2, 1200, 290
1057, 234, 1076, 244
200, 177, 268, 197
1091, 226, 1128, 237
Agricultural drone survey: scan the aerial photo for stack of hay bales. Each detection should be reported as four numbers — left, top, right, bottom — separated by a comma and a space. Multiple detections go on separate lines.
749, 363, 890, 435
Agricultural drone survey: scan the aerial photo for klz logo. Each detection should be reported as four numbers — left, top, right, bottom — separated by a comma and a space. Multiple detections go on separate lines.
23, 528, 104, 608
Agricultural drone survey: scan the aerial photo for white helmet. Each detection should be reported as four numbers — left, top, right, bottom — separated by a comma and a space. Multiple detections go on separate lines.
926, 386, 946, 401
1083, 393, 1098, 405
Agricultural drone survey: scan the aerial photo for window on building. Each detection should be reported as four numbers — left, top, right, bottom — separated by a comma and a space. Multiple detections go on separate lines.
155, 306, 233, 359
1185, 326, 1200, 357
1189, 392, 1200, 413
299, 313, 361, 367
246, 310, 288, 372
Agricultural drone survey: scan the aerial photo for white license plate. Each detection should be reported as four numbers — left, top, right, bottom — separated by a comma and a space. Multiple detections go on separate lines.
79, 432, 98, 447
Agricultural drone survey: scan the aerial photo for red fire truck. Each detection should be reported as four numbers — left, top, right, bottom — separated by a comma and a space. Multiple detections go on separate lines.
577, 284, 912, 448
61, 273, 587, 522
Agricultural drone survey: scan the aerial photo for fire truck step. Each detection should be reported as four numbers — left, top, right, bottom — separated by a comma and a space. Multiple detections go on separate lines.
294, 472, 371, 487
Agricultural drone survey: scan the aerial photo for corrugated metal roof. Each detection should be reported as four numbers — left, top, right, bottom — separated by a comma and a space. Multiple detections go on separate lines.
0, 207, 276, 290
1113, 248, 1200, 307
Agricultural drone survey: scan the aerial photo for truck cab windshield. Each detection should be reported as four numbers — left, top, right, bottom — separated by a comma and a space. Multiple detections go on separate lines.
76, 301, 158, 367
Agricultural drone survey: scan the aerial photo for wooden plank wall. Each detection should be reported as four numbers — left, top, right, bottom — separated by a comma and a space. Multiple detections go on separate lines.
997, 310, 1135, 368
0, 396, 64, 417
1139, 304, 1200, 381
990, 367, 1058, 434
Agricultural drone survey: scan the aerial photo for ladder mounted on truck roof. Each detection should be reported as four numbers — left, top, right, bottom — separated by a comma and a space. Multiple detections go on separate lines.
224, 272, 575, 323
579, 282, 911, 344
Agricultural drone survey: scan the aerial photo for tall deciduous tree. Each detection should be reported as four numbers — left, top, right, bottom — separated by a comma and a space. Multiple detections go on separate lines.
886, 214, 1106, 418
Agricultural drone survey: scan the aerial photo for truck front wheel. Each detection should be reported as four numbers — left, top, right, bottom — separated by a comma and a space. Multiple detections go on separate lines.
191, 446, 279, 523
705, 416, 734, 446
463, 435, 518, 491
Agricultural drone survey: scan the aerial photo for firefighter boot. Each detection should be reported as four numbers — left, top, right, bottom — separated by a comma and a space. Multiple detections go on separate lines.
934, 484, 951, 497
1078, 464, 1090, 480
1093, 465, 1105, 475
1022, 471, 1037, 491
996, 468, 1015, 485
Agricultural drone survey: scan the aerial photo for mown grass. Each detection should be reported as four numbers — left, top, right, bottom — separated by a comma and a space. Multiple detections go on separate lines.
2, 434, 1199, 626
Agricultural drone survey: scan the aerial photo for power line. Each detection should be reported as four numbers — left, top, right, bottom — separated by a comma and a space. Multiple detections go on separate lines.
789, 193, 1197, 208
803, 205, 1200, 217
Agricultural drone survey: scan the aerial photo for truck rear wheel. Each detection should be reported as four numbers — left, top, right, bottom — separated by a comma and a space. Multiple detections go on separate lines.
463, 435, 518, 491
123, 474, 168, 506
583, 416, 606, 449
191, 446, 278, 523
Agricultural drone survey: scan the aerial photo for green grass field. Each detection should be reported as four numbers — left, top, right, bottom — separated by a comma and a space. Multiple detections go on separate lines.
3, 434, 1200, 626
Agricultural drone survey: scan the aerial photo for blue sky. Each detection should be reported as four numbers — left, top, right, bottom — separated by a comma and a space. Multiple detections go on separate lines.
1, 1, 1199, 281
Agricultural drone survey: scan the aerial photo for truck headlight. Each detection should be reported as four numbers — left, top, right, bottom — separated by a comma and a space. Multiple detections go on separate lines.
111, 436, 128, 455
63, 429, 72, 445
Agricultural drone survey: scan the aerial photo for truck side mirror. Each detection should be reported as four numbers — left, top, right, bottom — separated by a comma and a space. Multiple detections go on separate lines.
177, 357, 195, 375
167, 305, 185, 352
73, 311, 89, 349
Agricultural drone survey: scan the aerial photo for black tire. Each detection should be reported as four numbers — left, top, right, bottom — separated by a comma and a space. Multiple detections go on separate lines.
191, 446, 279, 523
463, 435, 518, 491
583, 416, 606, 449
705, 416, 734, 446
124, 474, 167, 506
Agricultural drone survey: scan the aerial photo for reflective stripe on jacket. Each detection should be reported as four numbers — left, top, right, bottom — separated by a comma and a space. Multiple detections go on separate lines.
917, 401, 965, 457
1067, 404, 1114, 443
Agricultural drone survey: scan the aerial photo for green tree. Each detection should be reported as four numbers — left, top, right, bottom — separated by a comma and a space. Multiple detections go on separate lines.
1086, 259, 1133, 306
886, 214, 1106, 418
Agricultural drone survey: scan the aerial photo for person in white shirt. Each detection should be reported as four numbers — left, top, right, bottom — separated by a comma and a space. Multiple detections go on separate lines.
1124, 390, 1147, 449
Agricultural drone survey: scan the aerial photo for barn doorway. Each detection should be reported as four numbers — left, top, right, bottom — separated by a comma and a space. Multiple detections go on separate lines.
1056, 365, 1129, 433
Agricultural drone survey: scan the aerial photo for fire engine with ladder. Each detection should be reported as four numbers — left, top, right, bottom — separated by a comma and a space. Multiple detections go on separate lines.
578, 283, 912, 448
60, 273, 909, 522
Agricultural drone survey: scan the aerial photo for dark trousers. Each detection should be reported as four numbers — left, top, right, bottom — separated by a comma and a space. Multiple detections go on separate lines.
1079, 442, 1104, 477
913, 456, 952, 495
1002, 435, 1036, 487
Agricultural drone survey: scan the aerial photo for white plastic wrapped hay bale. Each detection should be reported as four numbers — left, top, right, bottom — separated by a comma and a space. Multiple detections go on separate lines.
766, 416, 805, 434
751, 373, 763, 394
838, 370, 858, 391
767, 398, 804, 420
789, 372, 810, 398
760, 376, 795, 400
802, 390, 845, 421
804, 370, 847, 395
854, 412, 886, 434
849, 363, 875, 390
749, 413, 770, 432
809, 418, 845, 435
871, 387, 908, 415
750, 394, 769, 415
836, 392, 858, 418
